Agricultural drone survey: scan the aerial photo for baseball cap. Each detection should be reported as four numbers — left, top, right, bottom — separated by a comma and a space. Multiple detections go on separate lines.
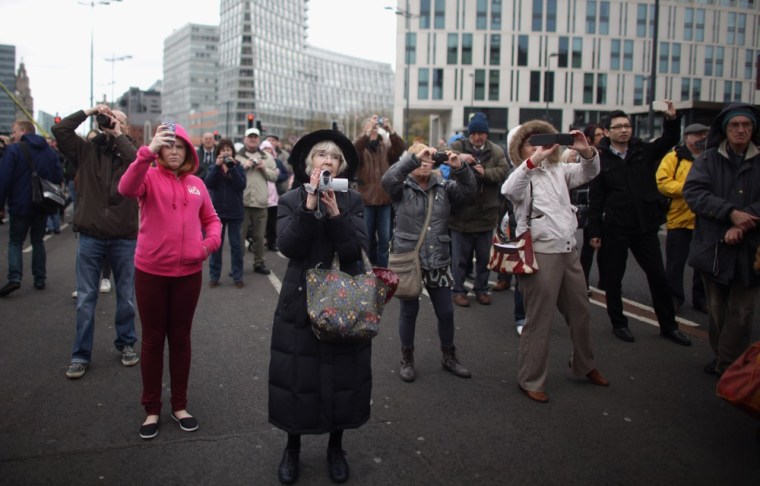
245, 128, 260, 137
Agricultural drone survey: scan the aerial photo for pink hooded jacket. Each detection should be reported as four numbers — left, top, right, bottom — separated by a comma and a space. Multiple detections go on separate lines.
118, 124, 222, 277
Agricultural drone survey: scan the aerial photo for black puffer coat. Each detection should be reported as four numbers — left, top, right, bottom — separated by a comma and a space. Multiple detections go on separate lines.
268, 187, 371, 435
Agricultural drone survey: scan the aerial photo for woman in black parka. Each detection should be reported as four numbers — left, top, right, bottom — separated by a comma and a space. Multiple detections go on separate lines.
268, 130, 369, 485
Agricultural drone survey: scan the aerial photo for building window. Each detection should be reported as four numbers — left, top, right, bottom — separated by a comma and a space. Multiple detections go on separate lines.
745, 50, 754, 79
636, 4, 647, 37
586, 0, 597, 34
611, 39, 621, 70
572, 37, 583, 68
406, 32, 417, 65
434, 0, 445, 28
735, 81, 743, 101
671, 43, 681, 74
490, 34, 501, 65
684, 8, 693, 41
474, 69, 486, 100
530, 71, 541, 102
447, 34, 458, 64
692, 78, 702, 101
623, 40, 634, 71
477, 0, 487, 29
634, 75, 646, 105
432, 68, 443, 99
558, 36, 569, 67
659, 42, 669, 74
583, 73, 594, 104
681, 78, 691, 101
599, 1, 610, 35
705, 46, 714, 76
737, 13, 746, 45
532, 0, 543, 32
724, 81, 732, 102
518, 35, 529, 66
695, 9, 705, 42
491, 0, 502, 30
544, 71, 555, 103
462, 34, 473, 65
489, 70, 500, 101
596, 73, 607, 104
418, 68, 429, 99
546, 0, 557, 32
715, 47, 724, 77
420, 0, 431, 29
728, 12, 737, 45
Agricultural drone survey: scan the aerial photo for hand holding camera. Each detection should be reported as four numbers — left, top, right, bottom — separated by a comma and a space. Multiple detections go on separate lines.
148, 122, 177, 154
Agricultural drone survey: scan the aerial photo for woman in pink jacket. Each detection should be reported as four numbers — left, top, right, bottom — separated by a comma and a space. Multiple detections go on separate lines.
119, 122, 221, 440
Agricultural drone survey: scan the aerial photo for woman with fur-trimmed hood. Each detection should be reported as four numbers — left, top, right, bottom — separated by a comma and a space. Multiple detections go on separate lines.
502, 120, 609, 403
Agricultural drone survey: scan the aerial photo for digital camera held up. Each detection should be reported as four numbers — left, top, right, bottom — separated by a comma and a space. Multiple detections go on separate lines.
319, 170, 349, 192
224, 156, 237, 168
96, 113, 115, 130
431, 151, 448, 167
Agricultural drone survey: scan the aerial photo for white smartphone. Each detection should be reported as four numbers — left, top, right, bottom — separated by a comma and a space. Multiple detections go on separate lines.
652, 100, 668, 112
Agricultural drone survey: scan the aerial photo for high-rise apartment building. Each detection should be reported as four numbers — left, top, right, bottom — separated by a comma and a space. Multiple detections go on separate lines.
390, 0, 760, 146
161, 2, 394, 143
0, 45, 16, 135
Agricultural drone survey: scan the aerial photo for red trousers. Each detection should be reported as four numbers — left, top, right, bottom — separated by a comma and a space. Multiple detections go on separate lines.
135, 269, 202, 415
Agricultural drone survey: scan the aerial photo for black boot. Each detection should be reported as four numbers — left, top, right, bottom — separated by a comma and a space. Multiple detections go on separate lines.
441, 345, 471, 378
327, 447, 349, 483
278, 448, 299, 484
400, 345, 415, 382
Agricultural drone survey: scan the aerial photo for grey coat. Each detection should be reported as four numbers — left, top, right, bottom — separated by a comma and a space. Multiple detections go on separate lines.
268, 187, 372, 435
382, 153, 476, 270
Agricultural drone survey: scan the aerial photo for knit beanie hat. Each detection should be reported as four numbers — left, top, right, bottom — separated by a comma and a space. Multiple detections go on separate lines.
468, 112, 490, 134
722, 108, 757, 133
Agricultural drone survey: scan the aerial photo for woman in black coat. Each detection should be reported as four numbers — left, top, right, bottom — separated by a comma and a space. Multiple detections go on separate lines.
268, 129, 369, 485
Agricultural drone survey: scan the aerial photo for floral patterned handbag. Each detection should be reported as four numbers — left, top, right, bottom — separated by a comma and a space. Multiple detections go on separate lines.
306, 249, 390, 343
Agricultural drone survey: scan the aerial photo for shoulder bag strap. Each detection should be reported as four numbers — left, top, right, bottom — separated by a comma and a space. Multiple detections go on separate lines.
525, 182, 534, 230
414, 190, 435, 254
18, 142, 38, 176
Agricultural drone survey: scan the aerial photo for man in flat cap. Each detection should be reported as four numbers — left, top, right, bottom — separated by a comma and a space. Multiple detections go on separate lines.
656, 123, 710, 315
684, 103, 760, 376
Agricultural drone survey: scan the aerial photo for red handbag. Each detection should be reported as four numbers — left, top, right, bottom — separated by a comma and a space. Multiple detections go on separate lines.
716, 342, 760, 419
487, 230, 538, 274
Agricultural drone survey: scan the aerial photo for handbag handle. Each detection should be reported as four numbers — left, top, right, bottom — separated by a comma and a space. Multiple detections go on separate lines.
18, 142, 40, 178
329, 248, 374, 276
524, 182, 534, 230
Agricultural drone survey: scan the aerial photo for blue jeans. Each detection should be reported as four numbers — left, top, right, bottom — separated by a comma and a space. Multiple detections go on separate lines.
71, 234, 137, 363
398, 286, 455, 347
47, 212, 61, 232
209, 218, 243, 282
364, 204, 392, 268
8, 213, 47, 285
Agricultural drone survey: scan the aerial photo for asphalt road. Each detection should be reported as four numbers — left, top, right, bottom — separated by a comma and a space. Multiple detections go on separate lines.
0, 216, 758, 485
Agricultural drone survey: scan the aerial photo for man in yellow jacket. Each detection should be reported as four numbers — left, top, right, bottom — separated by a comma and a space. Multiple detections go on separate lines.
656, 123, 709, 314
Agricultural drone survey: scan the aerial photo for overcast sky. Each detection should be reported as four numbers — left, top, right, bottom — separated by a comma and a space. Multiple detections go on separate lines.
0, 0, 399, 118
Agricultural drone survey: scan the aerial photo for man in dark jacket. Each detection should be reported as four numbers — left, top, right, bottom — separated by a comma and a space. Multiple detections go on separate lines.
195, 132, 217, 181
448, 112, 509, 306
587, 102, 691, 346
52, 105, 140, 380
0, 120, 63, 296
683, 103, 760, 375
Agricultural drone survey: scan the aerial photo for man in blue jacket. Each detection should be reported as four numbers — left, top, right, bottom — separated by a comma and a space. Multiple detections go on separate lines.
0, 120, 63, 296
684, 103, 760, 376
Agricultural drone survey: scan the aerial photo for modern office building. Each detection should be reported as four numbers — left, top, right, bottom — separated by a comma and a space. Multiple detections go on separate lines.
117, 85, 163, 146
389, 0, 760, 146
0, 45, 16, 135
161, 3, 393, 144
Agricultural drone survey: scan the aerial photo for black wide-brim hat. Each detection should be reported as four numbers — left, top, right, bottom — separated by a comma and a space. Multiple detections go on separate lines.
288, 129, 359, 184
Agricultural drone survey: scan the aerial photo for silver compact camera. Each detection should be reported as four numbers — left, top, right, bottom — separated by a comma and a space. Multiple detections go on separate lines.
319, 170, 348, 192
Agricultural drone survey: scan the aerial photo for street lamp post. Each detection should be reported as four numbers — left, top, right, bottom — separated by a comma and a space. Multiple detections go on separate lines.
79, 0, 122, 129
544, 52, 558, 122
105, 54, 132, 106
385, 3, 419, 143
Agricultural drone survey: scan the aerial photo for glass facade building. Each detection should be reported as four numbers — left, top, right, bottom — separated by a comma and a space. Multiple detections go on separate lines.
0, 45, 17, 135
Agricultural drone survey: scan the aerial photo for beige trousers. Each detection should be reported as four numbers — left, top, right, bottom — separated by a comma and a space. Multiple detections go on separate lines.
517, 250, 597, 392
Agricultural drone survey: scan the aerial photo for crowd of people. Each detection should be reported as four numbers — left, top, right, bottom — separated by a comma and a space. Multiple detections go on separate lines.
1, 102, 759, 484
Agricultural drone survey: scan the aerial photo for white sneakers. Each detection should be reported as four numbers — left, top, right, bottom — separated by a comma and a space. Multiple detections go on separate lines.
99, 278, 112, 293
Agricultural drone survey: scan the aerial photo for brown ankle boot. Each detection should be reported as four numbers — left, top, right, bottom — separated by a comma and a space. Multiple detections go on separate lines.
400, 345, 415, 382
441, 345, 471, 378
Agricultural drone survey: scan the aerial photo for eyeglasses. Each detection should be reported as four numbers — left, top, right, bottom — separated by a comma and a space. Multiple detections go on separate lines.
314, 151, 342, 162
609, 124, 632, 130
